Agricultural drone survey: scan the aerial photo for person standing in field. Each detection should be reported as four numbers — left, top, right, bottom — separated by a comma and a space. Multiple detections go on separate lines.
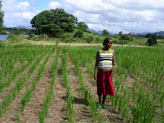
94, 37, 117, 109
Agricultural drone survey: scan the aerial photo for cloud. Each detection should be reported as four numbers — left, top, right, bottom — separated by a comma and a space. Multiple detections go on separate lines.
64, 0, 116, 13
16, 2, 30, 10
49, 1, 60, 9
2, 0, 39, 27
62, 0, 164, 33
2, 0, 164, 33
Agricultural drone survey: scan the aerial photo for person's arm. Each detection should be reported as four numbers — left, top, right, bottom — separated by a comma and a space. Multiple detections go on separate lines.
94, 51, 99, 80
112, 50, 117, 70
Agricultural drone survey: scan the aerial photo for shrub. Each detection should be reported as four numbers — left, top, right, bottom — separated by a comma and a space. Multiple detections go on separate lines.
74, 30, 83, 38
0, 41, 4, 47
7, 34, 22, 42
63, 37, 75, 43
84, 35, 94, 43
120, 34, 134, 41
96, 37, 100, 42
146, 34, 158, 46
26, 34, 38, 41
38, 34, 48, 40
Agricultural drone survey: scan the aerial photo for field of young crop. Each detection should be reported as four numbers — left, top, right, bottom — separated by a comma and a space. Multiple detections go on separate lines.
0, 45, 163, 123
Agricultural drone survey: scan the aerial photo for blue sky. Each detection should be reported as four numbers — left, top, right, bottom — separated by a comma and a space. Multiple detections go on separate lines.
1, 0, 164, 33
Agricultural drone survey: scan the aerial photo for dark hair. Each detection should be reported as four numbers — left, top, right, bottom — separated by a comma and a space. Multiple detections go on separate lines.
103, 37, 112, 46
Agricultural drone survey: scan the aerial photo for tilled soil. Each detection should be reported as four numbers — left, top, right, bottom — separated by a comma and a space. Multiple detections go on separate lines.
66, 54, 95, 122
19, 52, 55, 122
0, 54, 43, 104
0, 51, 127, 123
45, 53, 68, 123
0, 51, 50, 122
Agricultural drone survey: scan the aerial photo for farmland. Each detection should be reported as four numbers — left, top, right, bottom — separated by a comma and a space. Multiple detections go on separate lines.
0, 45, 164, 123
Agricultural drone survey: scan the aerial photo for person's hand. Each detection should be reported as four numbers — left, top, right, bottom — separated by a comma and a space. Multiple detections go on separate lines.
113, 65, 117, 72
94, 72, 97, 80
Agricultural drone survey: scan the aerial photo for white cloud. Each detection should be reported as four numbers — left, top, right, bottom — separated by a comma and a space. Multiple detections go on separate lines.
18, 2, 29, 7
64, 0, 116, 13
62, 0, 164, 33
13, 12, 35, 20
73, 11, 100, 24
49, 1, 60, 9
15, 2, 30, 11
2, 0, 39, 27
1, 0, 164, 33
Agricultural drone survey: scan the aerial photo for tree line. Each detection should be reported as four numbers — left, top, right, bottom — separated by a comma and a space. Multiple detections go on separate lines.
0, 0, 4, 33
0, 1, 160, 46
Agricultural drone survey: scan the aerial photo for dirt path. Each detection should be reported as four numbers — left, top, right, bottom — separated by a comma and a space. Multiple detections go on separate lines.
80, 67, 125, 123
45, 53, 68, 123
25, 41, 150, 48
66, 54, 95, 122
0, 51, 49, 122
19, 51, 55, 122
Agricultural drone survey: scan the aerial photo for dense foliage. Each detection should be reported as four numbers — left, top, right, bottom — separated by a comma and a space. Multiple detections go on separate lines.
102, 29, 109, 35
74, 30, 83, 38
31, 8, 78, 37
146, 34, 157, 46
0, 0, 4, 33
77, 22, 88, 31
120, 33, 133, 41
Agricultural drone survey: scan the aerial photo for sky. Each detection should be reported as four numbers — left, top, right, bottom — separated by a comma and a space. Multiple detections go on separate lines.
1, 0, 164, 33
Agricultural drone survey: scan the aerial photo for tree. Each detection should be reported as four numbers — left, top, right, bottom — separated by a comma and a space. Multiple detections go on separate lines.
145, 33, 151, 38
74, 30, 83, 38
77, 22, 88, 31
31, 8, 77, 37
146, 34, 157, 46
102, 29, 109, 35
0, 0, 4, 32
120, 33, 133, 41
119, 31, 123, 36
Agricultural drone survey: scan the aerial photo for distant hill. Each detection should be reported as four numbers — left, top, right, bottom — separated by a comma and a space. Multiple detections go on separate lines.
88, 29, 116, 35
132, 31, 164, 36
154, 31, 164, 36
88, 29, 103, 34
15, 26, 32, 29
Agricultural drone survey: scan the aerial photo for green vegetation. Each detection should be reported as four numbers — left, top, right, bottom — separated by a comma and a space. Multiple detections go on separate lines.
20, 49, 54, 111
102, 29, 109, 35
31, 8, 77, 37
7, 33, 24, 42
62, 50, 74, 123
67, 47, 103, 122
0, 46, 50, 116
146, 34, 158, 46
39, 49, 59, 123
77, 22, 88, 31
0, 27, 34, 35
65, 46, 164, 122
119, 33, 134, 41
0, 0, 4, 33
3, 31, 164, 47
1, 8, 163, 47
74, 30, 84, 38
0, 45, 164, 122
